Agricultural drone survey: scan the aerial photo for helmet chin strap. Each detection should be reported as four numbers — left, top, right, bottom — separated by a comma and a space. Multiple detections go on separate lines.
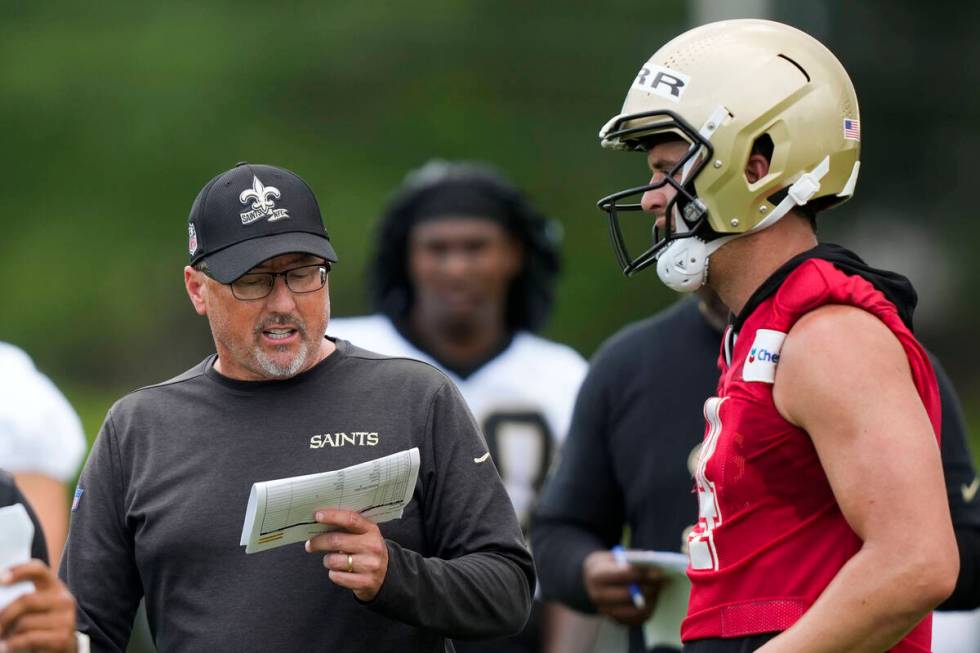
654, 106, 727, 292
656, 154, 832, 293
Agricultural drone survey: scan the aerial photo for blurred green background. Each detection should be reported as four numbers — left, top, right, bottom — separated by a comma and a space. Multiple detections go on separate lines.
3, 0, 979, 458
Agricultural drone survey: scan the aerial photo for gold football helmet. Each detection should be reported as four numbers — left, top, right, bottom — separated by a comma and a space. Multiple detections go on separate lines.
597, 19, 861, 291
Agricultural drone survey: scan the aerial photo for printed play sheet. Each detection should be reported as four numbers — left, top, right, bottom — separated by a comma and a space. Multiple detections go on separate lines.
240, 447, 420, 554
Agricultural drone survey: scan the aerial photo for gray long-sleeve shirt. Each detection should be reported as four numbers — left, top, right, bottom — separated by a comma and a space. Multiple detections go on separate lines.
60, 339, 533, 652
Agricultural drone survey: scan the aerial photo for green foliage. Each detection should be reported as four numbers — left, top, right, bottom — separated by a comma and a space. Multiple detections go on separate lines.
0, 0, 685, 390
2, 0, 979, 406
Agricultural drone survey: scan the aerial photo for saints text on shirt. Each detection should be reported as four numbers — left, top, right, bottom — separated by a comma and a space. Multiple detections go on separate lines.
309, 432, 380, 448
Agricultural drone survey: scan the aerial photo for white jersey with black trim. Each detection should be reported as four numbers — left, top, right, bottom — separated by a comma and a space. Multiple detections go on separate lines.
0, 342, 86, 481
328, 314, 587, 528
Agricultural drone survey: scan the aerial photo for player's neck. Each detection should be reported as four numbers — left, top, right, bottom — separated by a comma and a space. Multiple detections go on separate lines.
696, 287, 730, 333
406, 310, 511, 372
708, 215, 818, 316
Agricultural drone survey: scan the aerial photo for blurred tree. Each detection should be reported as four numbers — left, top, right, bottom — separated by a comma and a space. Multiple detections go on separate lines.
1, 0, 977, 415
0, 0, 684, 391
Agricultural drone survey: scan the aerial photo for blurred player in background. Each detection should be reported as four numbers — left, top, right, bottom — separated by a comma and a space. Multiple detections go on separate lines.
538, 18, 957, 653
0, 342, 85, 563
329, 160, 592, 653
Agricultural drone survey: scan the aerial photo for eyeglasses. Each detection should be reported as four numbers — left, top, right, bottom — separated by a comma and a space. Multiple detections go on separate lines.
209, 263, 330, 300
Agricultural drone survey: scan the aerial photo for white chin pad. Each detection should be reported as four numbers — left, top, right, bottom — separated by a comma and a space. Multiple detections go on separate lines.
656, 237, 709, 293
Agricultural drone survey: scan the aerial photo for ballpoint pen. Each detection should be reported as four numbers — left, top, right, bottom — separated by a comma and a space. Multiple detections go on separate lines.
611, 544, 646, 609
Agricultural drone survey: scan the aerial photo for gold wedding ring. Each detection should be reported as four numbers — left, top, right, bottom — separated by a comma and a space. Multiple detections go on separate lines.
346, 553, 354, 573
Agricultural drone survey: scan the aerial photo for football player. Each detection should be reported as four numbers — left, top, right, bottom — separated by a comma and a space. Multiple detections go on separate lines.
0, 342, 86, 564
329, 160, 591, 653
565, 18, 954, 653
534, 285, 980, 653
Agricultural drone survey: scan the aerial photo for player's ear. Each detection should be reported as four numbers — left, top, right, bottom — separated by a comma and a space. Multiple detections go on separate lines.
745, 134, 773, 184
744, 152, 771, 184
185, 266, 209, 316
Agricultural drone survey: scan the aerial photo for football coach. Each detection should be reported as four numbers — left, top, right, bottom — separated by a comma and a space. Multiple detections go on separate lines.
59, 162, 534, 652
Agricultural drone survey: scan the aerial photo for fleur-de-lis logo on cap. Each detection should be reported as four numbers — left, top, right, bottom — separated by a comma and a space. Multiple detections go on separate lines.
240, 176, 281, 212
238, 175, 290, 224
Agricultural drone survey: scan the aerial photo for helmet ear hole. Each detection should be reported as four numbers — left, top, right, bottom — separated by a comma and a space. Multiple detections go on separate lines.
751, 134, 774, 163
745, 134, 775, 184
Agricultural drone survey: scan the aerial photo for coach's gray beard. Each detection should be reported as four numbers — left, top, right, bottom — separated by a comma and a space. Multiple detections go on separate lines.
253, 340, 311, 378
252, 314, 312, 379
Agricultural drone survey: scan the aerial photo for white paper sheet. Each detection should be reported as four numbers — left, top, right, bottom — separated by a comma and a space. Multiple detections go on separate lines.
621, 549, 689, 576
618, 549, 691, 649
240, 448, 420, 554
0, 503, 36, 610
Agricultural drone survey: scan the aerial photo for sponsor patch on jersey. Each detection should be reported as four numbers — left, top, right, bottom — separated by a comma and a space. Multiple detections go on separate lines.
742, 329, 786, 384
631, 63, 690, 103
71, 487, 84, 512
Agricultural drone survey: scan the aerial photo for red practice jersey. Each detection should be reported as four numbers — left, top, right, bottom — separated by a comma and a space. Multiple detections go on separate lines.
681, 258, 942, 652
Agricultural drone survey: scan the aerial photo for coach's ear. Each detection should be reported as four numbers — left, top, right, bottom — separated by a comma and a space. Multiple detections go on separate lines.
184, 266, 209, 316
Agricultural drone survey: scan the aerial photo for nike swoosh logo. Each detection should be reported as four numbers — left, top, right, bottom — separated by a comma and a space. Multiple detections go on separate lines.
962, 477, 979, 503
473, 452, 491, 464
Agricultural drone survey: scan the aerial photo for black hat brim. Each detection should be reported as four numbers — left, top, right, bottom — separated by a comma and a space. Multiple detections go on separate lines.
202, 232, 338, 283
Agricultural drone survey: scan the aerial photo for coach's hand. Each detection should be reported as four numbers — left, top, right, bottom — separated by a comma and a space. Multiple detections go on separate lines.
0, 559, 77, 652
583, 550, 663, 626
306, 509, 389, 601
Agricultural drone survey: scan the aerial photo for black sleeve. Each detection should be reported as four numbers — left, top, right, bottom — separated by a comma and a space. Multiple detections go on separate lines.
930, 354, 980, 610
530, 357, 625, 613
58, 411, 143, 652
0, 474, 49, 565
365, 381, 534, 639
944, 526, 980, 611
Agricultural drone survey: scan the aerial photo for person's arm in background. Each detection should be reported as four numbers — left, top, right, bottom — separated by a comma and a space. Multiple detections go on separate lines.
1, 343, 86, 565
532, 360, 659, 625
0, 474, 80, 653
931, 352, 980, 610
11, 473, 69, 564
1, 471, 49, 566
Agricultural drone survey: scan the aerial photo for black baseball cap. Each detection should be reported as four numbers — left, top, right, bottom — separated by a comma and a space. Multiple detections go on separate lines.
187, 162, 338, 283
